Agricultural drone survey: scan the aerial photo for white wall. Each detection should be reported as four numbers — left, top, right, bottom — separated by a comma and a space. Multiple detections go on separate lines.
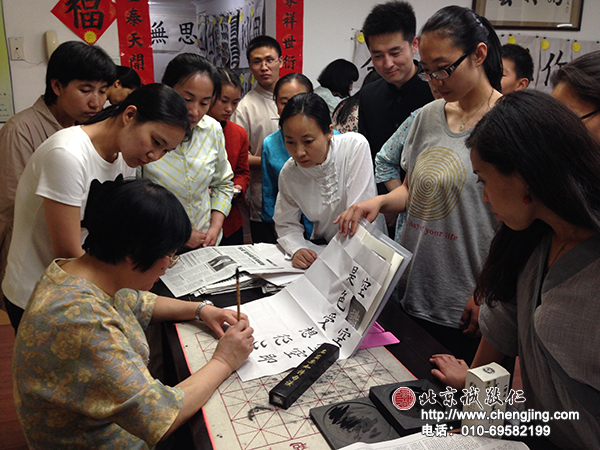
301, 0, 600, 86
2, 0, 599, 114
302, 0, 472, 84
2, 0, 120, 114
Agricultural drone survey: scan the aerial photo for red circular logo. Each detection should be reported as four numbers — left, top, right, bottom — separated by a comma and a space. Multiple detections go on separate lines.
392, 387, 416, 410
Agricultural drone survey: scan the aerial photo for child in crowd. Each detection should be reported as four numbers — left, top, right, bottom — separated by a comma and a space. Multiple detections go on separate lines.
500, 43, 533, 94
231, 36, 282, 243
274, 93, 385, 269
141, 54, 233, 249
207, 68, 250, 246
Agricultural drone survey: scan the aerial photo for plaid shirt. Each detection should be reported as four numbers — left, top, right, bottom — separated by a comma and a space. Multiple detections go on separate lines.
141, 115, 233, 236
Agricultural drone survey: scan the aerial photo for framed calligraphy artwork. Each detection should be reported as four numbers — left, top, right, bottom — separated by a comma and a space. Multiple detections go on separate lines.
472, 0, 584, 30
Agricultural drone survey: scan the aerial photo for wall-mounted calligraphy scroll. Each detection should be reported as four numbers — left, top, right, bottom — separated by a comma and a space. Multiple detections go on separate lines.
52, 0, 116, 45
196, 0, 264, 70
276, 0, 303, 76
148, 11, 198, 54
116, 0, 155, 85
472, 0, 584, 30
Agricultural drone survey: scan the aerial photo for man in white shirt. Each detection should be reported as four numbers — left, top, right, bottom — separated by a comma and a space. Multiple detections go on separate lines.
231, 36, 282, 243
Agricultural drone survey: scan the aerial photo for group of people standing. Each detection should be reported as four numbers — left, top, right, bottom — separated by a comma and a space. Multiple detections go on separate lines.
1, 1, 599, 449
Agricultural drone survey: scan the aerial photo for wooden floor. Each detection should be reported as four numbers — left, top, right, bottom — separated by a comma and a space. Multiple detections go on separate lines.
0, 310, 28, 450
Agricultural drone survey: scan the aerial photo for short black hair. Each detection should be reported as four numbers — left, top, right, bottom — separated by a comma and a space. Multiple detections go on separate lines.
116, 65, 142, 89
317, 59, 359, 97
362, 1, 416, 46
501, 44, 534, 82
162, 53, 222, 102
280, 92, 332, 135
82, 177, 192, 272
246, 35, 282, 61
44, 41, 116, 106
274, 73, 314, 101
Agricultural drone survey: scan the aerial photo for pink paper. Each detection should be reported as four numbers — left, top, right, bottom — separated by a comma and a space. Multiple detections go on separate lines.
358, 321, 399, 349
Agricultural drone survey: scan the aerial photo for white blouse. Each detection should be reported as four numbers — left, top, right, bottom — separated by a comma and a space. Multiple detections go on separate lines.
274, 132, 384, 256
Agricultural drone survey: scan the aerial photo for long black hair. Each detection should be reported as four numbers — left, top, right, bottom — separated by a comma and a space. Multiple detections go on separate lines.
466, 90, 600, 304
279, 92, 331, 134
82, 177, 192, 272
421, 6, 503, 92
84, 83, 191, 139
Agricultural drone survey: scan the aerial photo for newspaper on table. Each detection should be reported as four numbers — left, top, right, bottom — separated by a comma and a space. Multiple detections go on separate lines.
233, 220, 412, 381
161, 244, 287, 297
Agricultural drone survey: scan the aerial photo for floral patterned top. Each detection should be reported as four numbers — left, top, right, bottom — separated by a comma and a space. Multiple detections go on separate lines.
332, 100, 359, 134
12, 260, 184, 449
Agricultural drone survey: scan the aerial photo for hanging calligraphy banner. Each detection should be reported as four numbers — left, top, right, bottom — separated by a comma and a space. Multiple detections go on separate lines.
115, 0, 154, 85
276, 0, 303, 76
52, 0, 116, 45
147, 10, 198, 54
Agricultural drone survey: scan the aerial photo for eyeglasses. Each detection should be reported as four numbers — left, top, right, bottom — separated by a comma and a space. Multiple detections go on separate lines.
580, 107, 600, 120
249, 57, 280, 69
166, 254, 180, 269
418, 52, 470, 82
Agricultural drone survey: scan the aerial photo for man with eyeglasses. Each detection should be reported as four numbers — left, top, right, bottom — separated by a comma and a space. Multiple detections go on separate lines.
358, 1, 434, 182
232, 36, 282, 244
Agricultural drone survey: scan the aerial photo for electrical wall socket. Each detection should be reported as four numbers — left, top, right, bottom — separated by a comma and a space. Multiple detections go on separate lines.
9, 37, 25, 61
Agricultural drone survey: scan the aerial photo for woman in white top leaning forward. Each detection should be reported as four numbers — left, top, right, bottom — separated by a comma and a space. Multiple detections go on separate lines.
273, 92, 385, 269
3, 84, 190, 331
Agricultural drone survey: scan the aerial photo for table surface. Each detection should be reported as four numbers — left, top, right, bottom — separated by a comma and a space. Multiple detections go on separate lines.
157, 281, 450, 450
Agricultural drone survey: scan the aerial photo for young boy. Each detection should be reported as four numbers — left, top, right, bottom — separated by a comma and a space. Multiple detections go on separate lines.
0, 41, 115, 311
231, 36, 282, 243
501, 43, 534, 94
358, 1, 434, 172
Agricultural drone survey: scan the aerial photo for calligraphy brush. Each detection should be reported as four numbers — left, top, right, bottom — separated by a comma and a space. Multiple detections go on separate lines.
236, 267, 241, 321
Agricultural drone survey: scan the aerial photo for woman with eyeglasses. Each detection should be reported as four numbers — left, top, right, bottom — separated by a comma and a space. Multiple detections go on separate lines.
13, 177, 254, 449
335, 6, 502, 363
551, 50, 600, 140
